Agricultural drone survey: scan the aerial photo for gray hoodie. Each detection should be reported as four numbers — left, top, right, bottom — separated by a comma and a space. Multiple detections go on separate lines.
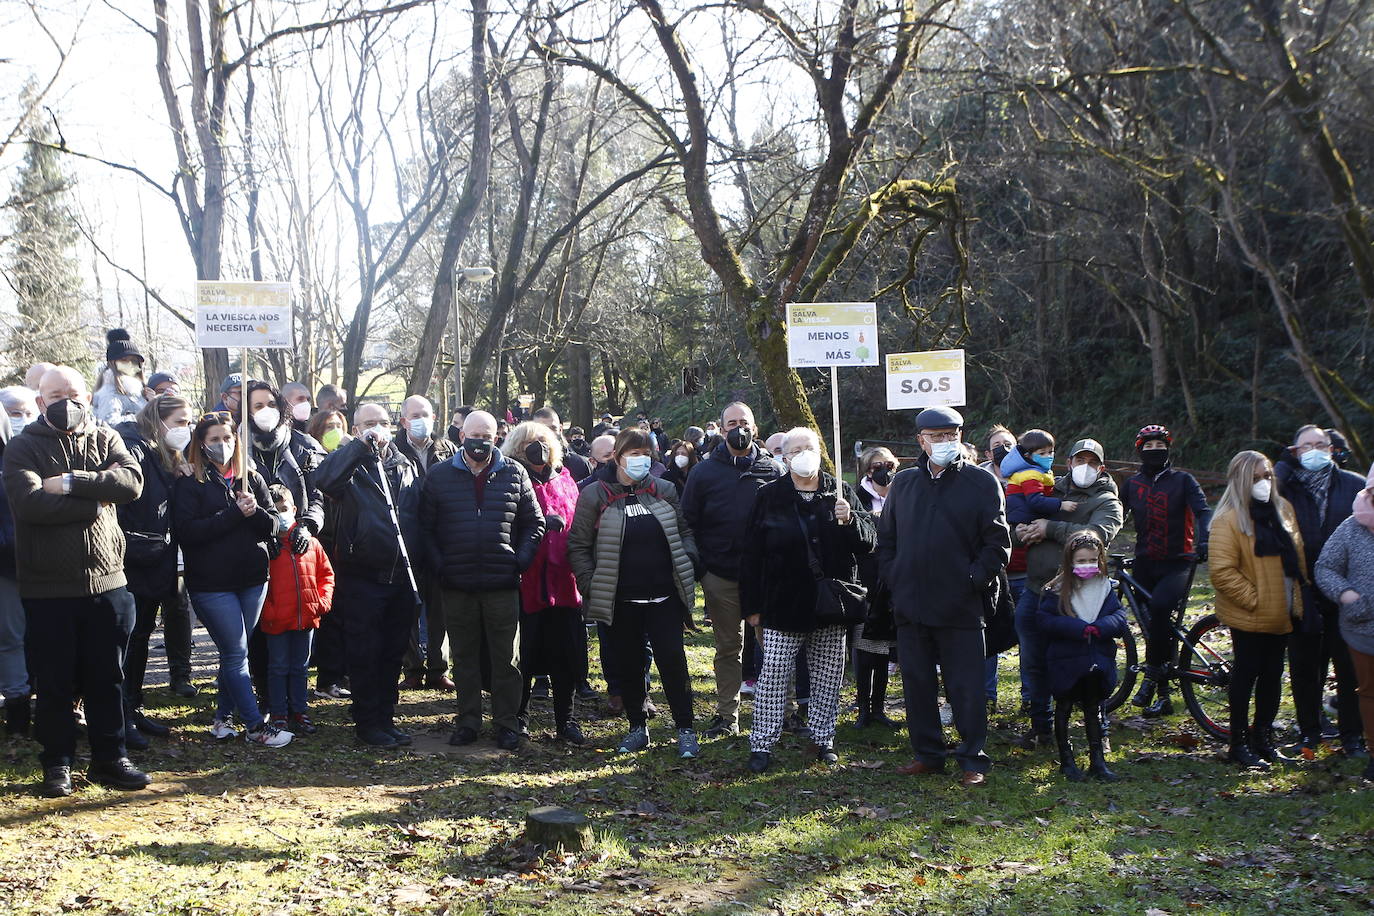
1315, 516, 1374, 656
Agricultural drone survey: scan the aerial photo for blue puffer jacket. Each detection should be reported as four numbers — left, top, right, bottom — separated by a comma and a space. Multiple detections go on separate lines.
1035, 582, 1128, 698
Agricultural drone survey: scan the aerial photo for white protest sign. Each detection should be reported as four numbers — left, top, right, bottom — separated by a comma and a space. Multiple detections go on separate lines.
195, 281, 294, 349
885, 349, 966, 410
786, 302, 878, 368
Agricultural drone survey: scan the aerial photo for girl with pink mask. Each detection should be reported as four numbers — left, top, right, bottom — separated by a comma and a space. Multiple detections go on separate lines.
1035, 531, 1128, 782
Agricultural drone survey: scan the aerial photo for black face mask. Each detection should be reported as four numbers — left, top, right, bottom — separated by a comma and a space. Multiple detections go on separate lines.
1332, 448, 1350, 469
1140, 448, 1170, 472
525, 440, 549, 466
726, 427, 753, 451
871, 467, 892, 487
464, 438, 493, 461
45, 399, 88, 433
448, 425, 463, 443
991, 444, 1011, 468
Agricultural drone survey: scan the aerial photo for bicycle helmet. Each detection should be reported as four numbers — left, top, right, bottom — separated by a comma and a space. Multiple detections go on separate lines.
1135, 424, 1172, 450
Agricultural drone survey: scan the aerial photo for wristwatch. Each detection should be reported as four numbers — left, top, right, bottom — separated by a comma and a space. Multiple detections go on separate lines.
61, 473, 73, 495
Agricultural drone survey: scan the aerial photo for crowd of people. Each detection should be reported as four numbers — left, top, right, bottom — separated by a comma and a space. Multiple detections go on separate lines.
2, 328, 1373, 801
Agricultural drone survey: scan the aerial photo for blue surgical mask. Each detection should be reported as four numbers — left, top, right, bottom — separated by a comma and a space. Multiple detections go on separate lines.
624, 455, 652, 481
929, 441, 962, 467
9, 416, 28, 437
1299, 448, 1332, 472
1032, 453, 1055, 471
409, 416, 433, 440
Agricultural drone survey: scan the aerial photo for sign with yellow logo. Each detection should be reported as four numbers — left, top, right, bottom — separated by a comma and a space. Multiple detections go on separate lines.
195, 281, 293, 349
885, 349, 966, 410
786, 302, 878, 368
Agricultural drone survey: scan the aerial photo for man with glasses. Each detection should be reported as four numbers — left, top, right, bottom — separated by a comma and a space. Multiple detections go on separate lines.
419, 410, 544, 751
1276, 424, 1368, 756
877, 406, 1010, 788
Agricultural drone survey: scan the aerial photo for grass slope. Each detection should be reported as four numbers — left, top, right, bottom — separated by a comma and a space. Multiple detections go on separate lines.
2, 580, 1371, 915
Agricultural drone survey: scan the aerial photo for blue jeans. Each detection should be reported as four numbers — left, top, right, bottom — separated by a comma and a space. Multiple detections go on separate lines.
266, 629, 313, 718
192, 584, 268, 729
0, 575, 28, 700
1014, 585, 1050, 733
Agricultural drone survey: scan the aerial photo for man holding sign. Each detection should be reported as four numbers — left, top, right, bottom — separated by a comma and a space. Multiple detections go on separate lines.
876, 406, 1009, 788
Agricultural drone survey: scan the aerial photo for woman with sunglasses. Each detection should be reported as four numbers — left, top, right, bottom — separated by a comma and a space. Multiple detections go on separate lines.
172, 412, 291, 747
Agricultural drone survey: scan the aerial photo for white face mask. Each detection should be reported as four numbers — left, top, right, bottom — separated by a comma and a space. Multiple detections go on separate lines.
9, 416, 29, 437
929, 441, 962, 467
409, 416, 433, 441
674, 454, 690, 469
115, 360, 142, 377
789, 449, 821, 478
278, 510, 297, 529
1070, 463, 1099, 489
291, 401, 312, 422
252, 407, 281, 432
162, 424, 192, 452
1251, 479, 1272, 503
118, 375, 144, 396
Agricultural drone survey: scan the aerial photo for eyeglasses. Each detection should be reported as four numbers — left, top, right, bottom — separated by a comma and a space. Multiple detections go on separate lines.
922, 431, 960, 443
1293, 441, 1332, 455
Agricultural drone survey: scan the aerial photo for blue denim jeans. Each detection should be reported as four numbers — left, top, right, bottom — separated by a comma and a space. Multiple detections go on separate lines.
0, 575, 28, 700
266, 629, 314, 718
1014, 584, 1051, 733
191, 584, 268, 729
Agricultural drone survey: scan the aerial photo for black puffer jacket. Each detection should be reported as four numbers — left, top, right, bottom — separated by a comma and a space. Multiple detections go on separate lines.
172, 469, 278, 592
316, 437, 422, 585
681, 441, 783, 580
114, 421, 179, 598
250, 425, 326, 534
740, 473, 875, 633
876, 454, 1011, 629
419, 449, 545, 591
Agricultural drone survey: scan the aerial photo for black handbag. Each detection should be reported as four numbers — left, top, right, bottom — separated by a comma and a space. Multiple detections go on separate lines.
795, 507, 867, 627
124, 530, 171, 568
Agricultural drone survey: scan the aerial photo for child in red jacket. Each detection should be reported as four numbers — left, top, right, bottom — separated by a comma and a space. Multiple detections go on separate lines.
263, 485, 335, 734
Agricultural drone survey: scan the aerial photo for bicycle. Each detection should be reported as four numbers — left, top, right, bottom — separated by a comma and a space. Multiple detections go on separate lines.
1103, 554, 1235, 741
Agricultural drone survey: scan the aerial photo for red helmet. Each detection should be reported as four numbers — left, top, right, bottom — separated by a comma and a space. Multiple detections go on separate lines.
1135, 424, 1172, 450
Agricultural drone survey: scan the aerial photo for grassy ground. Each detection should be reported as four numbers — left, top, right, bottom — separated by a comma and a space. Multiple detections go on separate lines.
2, 580, 1371, 915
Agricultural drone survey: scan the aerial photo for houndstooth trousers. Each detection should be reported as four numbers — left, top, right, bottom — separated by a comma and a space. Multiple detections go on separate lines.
749, 624, 847, 752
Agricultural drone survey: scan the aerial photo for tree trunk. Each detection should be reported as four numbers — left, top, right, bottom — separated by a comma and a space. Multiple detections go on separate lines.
407, 0, 491, 397
568, 343, 593, 429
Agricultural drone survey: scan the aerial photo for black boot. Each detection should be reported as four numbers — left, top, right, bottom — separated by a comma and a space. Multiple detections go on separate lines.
1250, 725, 1286, 764
1142, 676, 1174, 718
1131, 665, 1160, 708
1228, 724, 1269, 769
4, 696, 31, 736
1084, 701, 1120, 782
1055, 701, 1085, 782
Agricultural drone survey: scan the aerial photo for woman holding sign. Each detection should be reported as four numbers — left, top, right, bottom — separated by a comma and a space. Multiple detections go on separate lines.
173, 412, 292, 747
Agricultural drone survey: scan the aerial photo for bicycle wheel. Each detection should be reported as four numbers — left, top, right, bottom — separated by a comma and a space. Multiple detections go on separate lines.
1179, 614, 1233, 742
1104, 622, 1139, 714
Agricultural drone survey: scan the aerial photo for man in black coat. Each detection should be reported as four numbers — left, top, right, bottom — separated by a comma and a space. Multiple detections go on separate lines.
877, 406, 1010, 787
681, 401, 783, 737
420, 410, 544, 750
1276, 423, 1369, 754
316, 403, 423, 748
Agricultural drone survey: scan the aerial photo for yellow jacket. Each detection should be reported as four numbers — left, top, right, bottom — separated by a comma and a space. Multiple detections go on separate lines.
1209, 509, 1305, 635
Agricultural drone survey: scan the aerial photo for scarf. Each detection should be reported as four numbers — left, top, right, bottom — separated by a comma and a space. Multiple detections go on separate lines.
1069, 576, 1111, 623
1250, 499, 1303, 580
1293, 464, 1332, 522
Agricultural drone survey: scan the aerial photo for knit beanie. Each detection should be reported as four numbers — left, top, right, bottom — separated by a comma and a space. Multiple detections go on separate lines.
105, 328, 143, 363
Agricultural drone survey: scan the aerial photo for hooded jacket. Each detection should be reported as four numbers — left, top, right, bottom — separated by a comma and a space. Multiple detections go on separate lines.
999, 447, 1062, 526
1019, 470, 1125, 594
114, 420, 180, 599
315, 437, 422, 585
739, 472, 875, 633
419, 448, 545, 592
680, 441, 783, 581
260, 526, 335, 634
4, 414, 143, 598
876, 453, 1011, 629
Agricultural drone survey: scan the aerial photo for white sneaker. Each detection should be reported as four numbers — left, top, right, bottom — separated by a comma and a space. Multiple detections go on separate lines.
245, 723, 294, 748
739, 681, 756, 697
210, 717, 238, 741
313, 684, 351, 700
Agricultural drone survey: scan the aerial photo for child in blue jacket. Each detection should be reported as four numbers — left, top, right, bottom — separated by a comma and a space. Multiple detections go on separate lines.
1036, 531, 1127, 782
1000, 428, 1079, 527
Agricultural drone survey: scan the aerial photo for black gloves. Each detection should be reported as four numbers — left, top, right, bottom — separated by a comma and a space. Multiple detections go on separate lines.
289, 525, 311, 555
544, 514, 565, 533
1196, 543, 1209, 563
266, 537, 282, 560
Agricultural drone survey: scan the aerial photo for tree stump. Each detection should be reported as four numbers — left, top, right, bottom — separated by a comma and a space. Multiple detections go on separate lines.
524, 806, 592, 852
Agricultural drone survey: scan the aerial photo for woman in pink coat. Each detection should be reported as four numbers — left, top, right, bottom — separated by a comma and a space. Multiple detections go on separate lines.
503, 422, 586, 744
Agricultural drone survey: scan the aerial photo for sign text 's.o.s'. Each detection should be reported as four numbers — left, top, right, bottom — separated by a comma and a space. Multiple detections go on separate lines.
885, 349, 966, 410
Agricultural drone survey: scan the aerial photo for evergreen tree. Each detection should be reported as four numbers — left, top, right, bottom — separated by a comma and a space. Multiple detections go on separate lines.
3, 92, 90, 379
